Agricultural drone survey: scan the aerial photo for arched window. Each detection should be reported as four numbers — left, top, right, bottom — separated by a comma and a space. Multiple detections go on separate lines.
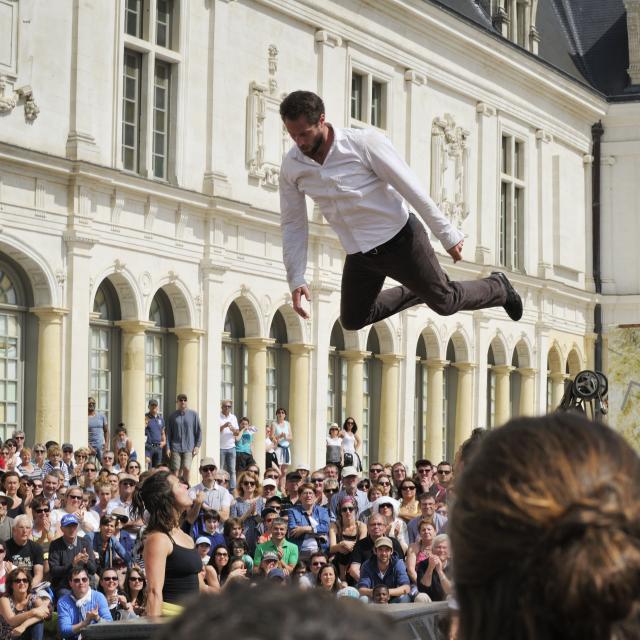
266, 311, 289, 422
146, 289, 176, 416
89, 280, 122, 424
221, 302, 246, 415
444, 340, 457, 461
327, 322, 347, 426
413, 335, 428, 461
363, 329, 381, 469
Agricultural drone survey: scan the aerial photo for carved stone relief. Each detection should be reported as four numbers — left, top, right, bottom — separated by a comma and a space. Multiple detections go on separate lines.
431, 114, 470, 230
246, 45, 289, 190
0, 77, 39, 121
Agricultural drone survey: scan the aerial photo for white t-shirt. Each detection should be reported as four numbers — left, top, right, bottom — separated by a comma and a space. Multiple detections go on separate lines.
219, 412, 239, 450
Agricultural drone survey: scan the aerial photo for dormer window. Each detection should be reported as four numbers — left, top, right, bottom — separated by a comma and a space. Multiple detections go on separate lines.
492, 0, 540, 53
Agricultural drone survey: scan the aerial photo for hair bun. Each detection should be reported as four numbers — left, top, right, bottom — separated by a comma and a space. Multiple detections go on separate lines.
545, 507, 640, 634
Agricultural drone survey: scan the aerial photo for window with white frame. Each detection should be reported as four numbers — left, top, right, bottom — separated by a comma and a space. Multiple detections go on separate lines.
499, 134, 525, 271
122, 0, 180, 181
350, 69, 387, 129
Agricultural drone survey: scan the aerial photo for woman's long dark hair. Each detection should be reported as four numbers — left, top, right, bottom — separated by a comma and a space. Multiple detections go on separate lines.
342, 417, 358, 434
131, 470, 180, 533
123, 565, 147, 610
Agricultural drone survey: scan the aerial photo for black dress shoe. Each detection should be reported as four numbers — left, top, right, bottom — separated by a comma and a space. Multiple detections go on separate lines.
491, 272, 523, 321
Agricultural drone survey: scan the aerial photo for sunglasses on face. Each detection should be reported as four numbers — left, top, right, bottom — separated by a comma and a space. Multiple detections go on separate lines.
72, 577, 89, 584
242, 481, 256, 486
102, 576, 118, 582
401, 486, 416, 491
438, 469, 452, 475
129, 576, 144, 582
340, 507, 355, 513
35, 508, 50, 514
13, 578, 29, 584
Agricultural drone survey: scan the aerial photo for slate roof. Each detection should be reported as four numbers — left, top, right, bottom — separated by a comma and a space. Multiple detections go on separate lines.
426, 0, 638, 100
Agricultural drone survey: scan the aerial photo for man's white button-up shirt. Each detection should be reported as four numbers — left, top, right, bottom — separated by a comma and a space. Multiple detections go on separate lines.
279, 125, 464, 291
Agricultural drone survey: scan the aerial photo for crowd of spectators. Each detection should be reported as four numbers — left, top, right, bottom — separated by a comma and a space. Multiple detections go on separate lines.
0, 395, 460, 637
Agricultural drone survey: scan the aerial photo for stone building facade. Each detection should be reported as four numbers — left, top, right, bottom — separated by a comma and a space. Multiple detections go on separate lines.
0, 0, 637, 470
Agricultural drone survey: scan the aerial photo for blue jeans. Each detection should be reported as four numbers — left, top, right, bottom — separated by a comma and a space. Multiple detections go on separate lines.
220, 448, 236, 489
19, 621, 44, 640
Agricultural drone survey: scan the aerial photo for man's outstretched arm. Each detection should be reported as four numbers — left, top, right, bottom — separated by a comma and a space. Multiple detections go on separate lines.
363, 129, 464, 256
279, 167, 311, 318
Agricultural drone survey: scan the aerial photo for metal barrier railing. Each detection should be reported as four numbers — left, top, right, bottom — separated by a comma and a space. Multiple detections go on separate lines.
82, 601, 450, 640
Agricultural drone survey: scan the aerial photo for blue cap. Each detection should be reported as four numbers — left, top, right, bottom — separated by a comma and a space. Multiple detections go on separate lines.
267, 568, 287, 581
61, 514, 79, 528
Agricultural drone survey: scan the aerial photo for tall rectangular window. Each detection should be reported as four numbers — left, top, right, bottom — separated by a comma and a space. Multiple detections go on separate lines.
153, 61, 170, 180
327, 353, 336, 426
351, 73, 363, 121
371, 80, 384, 128
362, 360, 370, 470
145, 334, 164, 410
122, 50, 141, 172
125, 0, 142, 38
90, 327, 111, 425
350, 69, 387, 130
220, 343, 234, 405
156, 0, 174, 49
0, 313, 19, 441
121, 1, 180, 180
499, 134, 526, 271
266, 349, 277, 421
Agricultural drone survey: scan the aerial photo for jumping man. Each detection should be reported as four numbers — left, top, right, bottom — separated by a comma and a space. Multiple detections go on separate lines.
278, 91, 522, 329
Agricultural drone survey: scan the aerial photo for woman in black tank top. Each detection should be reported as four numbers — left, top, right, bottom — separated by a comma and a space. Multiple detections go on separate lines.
131, 471, 201, 616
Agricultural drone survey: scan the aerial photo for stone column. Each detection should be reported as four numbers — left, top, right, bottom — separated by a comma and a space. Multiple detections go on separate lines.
453, 362, 476, 449
341, 350, 369, 429
426, 359, 447, 463
378, 354, 403, 464
550, 372, 567, 411
173, 328, 205, 410
115, 321, 154, 460
32, 307, 67, 444
493, 365, 514, 427
285, 343, 313, 465
518, 367, 537, 416
240, 337, 273, 473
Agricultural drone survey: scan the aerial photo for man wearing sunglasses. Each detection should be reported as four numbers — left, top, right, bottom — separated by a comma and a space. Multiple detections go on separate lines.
187, 457, 232, 526
49, 513, 97, 597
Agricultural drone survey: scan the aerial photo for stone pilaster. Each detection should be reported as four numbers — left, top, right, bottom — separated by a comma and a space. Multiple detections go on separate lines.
426, 359, 448, 463
285, 343, 313, 465
453, 362, 476, 448
378, 354, 403, 464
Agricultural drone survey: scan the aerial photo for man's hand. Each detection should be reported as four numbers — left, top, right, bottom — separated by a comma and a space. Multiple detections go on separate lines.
291, 286, 311, 320
447, 240, 464, 262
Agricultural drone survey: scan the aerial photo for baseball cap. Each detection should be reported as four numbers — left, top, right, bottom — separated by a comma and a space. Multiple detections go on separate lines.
374, 536, 393, 549
261, 507, 278, 519
295, 462, 310, 471
267, 568, 287, 581
62, 443, 74, 453
195, 536, 212, 547
199, 457, 217, 469
341, 466, 360, 478
118, 474, 138, 484
262, 479, 277, 489
61, 514, 79, 528
262, 551, 279, 562
285, 471, 302, 482
148, 399, 159, 406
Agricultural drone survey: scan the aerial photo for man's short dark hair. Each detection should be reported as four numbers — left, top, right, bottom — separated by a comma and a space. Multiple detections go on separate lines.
415, 459, 432, 469
279, 91, 325, 124
155, 583, 395, 640
177, 394, 188, 402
